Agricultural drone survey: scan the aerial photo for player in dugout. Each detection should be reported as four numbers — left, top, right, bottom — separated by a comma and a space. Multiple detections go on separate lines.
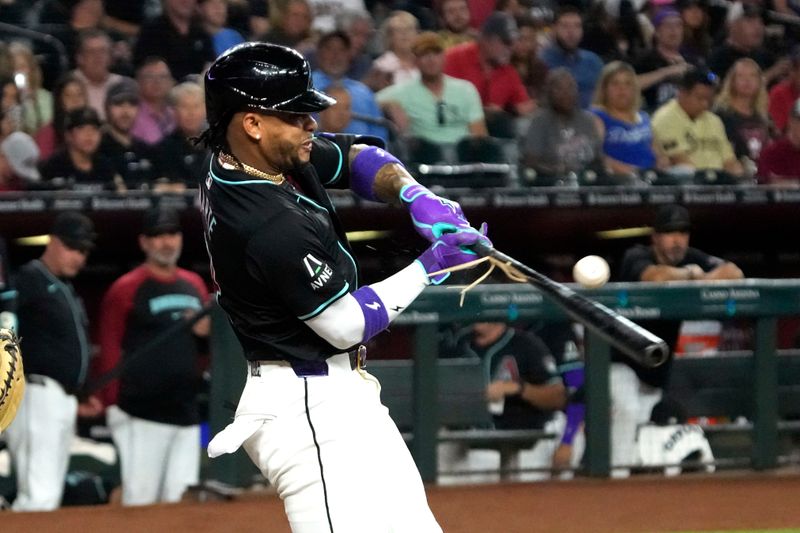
198, 42, 490, 533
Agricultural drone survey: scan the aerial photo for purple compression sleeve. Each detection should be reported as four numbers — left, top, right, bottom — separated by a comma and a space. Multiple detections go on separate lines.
352, 285, 389, 342
350, 146, 403, 202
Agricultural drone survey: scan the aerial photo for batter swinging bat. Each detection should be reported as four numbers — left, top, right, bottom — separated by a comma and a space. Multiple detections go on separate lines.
473, 242, 668, 368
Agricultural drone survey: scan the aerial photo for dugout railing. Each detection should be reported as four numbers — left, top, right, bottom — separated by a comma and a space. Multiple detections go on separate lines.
208, 280, 800, 486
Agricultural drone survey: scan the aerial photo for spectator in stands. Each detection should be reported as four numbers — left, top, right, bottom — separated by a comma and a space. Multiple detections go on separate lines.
307, 0, 367, 34
539, 5, 604, 109
376, 32, 486, 146
8, 42, 53, 135
98, 206, 210, 506
45, 0, 106, 71
768, 47, 800, 134
154, 82, 207, 190
757, 98, 800, 184
259, 0, 314, 52
652, 67, 744, 177
591, 61, 667, 177
707, 5, 788, 85
103, 0, 149, 38
0, 131, 41, 190
438, 0, 477, 49
678, 0, 712, 65
34, 74, 88, 160
199, 0, 246, 57
520, 68, 603, 180
5, 212, 102, 511
39, 106, 122, 191
714, 58, 771, 175
72, 29, 125, 120
0, 76, 22, 133
131, 58, 176, 146
311, 31, 387, 138
612, 204, 743, 476
133, 0, 215, 82
317, 84, 353, 133
98, 79, 160, 190
442, 321, 566, 482
336, 9, 377, 81
512, 15, 549, 102
634, 8, 693, 113
444, 11, 534, 118
370, 11, 420, 89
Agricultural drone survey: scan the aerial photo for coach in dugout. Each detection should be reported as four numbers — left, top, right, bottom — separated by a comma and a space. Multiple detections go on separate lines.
611, 204, 743, 476
96, 206, 210, 506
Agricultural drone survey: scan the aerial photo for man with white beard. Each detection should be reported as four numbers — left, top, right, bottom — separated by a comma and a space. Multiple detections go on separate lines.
95, 206, 210, 505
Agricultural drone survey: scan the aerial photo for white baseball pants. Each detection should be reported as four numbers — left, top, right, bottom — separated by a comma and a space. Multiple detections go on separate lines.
208, 353, 441, 533
610, 363, 663, 476
106, 405, 200, 506
4, 375, 77, 511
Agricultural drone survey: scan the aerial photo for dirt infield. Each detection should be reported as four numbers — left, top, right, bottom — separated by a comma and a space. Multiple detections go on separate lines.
4, 473, 800, 532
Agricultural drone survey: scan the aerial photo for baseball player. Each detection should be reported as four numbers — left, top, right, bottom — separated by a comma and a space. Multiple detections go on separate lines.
612, 204, 743, 476
4, 212, 102, 511
96, 206, 210, 505
199, 42, 489, 533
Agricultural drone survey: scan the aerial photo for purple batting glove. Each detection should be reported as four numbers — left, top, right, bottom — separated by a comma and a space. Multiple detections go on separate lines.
417, 239, 482, 285
400, 184, 491, 247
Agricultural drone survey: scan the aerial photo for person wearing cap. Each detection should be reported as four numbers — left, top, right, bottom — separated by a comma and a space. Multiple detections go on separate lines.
0, 130, 41, 190
4, 212, 103, 511
651, 67, 744, 177
95, 207, 210, 506
153, 81, 208, 191
443, 11, 534, 117
757, 97, 800, 184
539, 5, 603, 110
199, 42, 491, 532
634, 8, 694, 113
376, 31, 487, 145
98, 78, 161, 189
39, 106, 123, 191
610, 204, 743, 477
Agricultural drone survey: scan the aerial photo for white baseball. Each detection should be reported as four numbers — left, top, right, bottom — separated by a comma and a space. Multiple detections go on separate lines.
572, 255, 610, 289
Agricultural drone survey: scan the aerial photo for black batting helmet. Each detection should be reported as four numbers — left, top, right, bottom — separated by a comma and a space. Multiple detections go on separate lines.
200, 42, 335, 148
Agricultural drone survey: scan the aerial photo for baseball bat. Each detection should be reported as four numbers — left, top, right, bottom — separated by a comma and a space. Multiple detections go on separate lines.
473, 242, 669, 368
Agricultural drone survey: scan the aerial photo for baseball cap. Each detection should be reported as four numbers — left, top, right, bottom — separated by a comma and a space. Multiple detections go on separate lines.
141, 206, 181, 236
105, 78, 139, 107
412, 31, 445, 56
653, 8, 681, 27
481, 11, 519, 45
50, 212, 97, 252
653, 204, 691, 233
64, 107, 102, 130
0, 131, 40, 182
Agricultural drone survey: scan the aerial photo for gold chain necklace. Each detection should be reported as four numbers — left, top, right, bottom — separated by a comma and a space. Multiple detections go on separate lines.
218, 151, 285, 184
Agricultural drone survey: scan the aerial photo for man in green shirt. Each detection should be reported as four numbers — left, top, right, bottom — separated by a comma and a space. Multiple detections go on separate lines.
376, 32, 487, 145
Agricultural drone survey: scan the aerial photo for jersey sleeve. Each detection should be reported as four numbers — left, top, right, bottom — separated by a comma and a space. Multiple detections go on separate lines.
245, 213, 352, 320
95, 277, 136, 407
517, 333, 561, 386
619, 245, 656, 282
309, 133, 387, 190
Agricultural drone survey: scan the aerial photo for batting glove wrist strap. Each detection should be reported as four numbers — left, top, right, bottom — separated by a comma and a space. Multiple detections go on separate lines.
352, 286, 389, 343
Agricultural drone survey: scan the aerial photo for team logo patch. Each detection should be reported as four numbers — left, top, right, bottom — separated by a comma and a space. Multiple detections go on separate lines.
304, 253, 334, 290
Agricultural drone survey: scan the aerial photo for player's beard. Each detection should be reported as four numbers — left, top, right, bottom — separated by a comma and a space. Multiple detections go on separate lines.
149, 247, 181, 268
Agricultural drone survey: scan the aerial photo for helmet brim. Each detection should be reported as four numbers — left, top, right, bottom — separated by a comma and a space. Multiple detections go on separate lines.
274, 88, 336, 113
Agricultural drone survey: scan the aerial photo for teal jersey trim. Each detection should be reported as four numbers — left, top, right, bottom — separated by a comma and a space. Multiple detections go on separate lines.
298, 282, 350, 320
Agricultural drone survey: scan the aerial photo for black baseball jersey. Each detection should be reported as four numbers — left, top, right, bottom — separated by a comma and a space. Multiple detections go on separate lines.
13, 259, 91, 393
199, 133, 382, 363
615, 244, 725, 387
466, 328, 561, 430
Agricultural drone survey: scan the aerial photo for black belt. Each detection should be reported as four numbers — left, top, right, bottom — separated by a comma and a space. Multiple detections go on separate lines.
249, 345, 367, 378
